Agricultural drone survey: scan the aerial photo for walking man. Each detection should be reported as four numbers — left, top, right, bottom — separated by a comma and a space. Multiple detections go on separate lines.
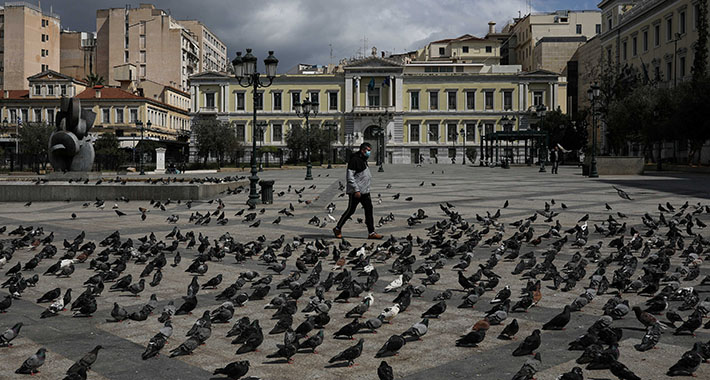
333, 142, 383, 239
550, 146, 559, 174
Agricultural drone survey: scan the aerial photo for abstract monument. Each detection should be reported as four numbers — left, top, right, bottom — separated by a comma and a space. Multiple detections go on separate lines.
48, 97, 96, 172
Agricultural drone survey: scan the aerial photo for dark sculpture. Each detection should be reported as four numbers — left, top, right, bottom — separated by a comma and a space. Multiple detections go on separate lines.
48, 97, 96, 172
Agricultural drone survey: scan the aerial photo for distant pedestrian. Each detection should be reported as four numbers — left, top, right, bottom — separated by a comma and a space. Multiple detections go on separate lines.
333, 142, 383, 240
550, 146, 560, 174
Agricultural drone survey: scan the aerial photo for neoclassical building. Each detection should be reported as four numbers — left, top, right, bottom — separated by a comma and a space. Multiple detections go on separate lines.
189, 43, 566, 165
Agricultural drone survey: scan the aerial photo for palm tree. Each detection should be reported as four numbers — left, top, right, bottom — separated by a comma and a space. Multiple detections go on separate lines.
83, 73, 105, 87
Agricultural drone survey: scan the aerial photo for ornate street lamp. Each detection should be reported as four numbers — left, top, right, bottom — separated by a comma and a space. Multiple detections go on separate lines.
478, 121, 485, 166
587, 82, 600, 178
375, 110, 391, 172
535, 104, 547, 173
324, 121, 338, 169
232, 49, 278, 208
294, 96, 318, 180
460, 127, 466, 165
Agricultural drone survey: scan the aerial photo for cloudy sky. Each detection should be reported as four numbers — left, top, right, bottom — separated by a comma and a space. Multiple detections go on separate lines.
33, 0, 599, 72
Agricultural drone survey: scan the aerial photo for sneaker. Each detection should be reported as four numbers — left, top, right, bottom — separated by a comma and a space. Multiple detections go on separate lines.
333, 227, 342, 238
367, 232, 383, 240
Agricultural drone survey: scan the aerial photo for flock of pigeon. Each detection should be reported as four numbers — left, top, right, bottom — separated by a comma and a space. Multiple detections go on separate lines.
1, 176, 710, 380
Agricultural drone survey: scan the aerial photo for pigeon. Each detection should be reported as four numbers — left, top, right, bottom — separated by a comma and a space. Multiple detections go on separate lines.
375, 334, 406, 357
378, 360, 394, 380
402, 318, 429, 341
298, 329, 324, 353
66, 345, 102, 375
613, 186, 633, 200
213, 360, 250, 379
542, 305, 571, 330
557, 366, 584, 380
512, 329, 541, 356
498, 319, 519, 340
456, 328, 487, 347
36, 287, 61, 303
0, 322, 22, 347
421, 300, 447, 318
512, 352, 541, 380
328, 338, 364, 366
667, 345, 703, 377
141, 323, 171, 360
16, 347, 47, 374
169, 336, 201, 357
609, 360, 641, 380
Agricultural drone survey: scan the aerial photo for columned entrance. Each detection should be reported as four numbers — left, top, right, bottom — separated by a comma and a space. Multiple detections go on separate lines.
363, 125, 381, 164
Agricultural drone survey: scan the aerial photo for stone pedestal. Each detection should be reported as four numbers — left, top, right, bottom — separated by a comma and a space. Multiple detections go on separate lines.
155, 148, 166, 174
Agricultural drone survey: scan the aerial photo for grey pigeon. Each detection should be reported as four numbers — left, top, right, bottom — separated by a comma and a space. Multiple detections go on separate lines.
16, 347, 47, 374
0, 322, 22, 347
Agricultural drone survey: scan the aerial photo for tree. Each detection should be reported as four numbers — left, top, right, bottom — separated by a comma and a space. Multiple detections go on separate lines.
285, 123, 333, 164
83, 73, 105, 87
540, 109, 588, 153
19, 122, 54, 171
692, 0, 709, 82
192, 117, 241, 168
94, 132, 127, 169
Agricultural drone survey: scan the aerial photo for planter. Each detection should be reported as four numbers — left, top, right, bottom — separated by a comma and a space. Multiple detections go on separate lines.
583, 156, 644, 175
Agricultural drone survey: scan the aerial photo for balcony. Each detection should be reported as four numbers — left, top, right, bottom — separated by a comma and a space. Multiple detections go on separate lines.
197, 106, 218, 114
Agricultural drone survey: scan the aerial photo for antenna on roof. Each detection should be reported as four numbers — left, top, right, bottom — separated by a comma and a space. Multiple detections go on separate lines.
329, 43, 333, 66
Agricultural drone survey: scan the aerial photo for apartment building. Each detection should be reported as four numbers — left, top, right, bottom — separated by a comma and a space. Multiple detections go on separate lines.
179, 20, 228, 74
599, 0, 707, 85
189, 38, 566, 165
59, 30, 96, 82
506, 10, 602, 73
96, 4, 200, 92
0, 1, 60, 90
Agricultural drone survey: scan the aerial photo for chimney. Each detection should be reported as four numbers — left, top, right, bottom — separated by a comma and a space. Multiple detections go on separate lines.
95, 88, 101, 98
4, 90, 8, 99
381, 51, 385, 58
488, 21, 496, 34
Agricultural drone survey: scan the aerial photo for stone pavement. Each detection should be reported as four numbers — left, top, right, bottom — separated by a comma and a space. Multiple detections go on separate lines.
0, 164, 709, 380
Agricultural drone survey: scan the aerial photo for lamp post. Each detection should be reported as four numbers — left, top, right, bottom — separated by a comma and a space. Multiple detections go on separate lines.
375, 110, 390, 172
673, 32, 683, 87
294, 96, 318, 180
232, 49, 279, 208
324, 121, 337, 169
460, 127, 466, 165
535, 105, 547, 173
587, 82, 600, 178
256, 121, 266, 172
478, 122, 484, 166
372, 126, 385, 172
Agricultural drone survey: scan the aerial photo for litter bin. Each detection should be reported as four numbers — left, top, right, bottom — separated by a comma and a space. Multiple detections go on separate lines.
259, 180, 275, 204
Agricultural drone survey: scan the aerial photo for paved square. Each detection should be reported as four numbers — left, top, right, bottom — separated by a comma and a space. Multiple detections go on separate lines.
1, 164, 709, 380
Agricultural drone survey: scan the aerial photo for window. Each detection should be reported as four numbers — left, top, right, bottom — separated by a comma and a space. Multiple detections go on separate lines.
533, 91, 544, 106
60, 85, 66, 96
429, 91, 438, 110
47, 85, 54, 96
680, 11, 686, 35
655, 65, 661, 80
655, 24, 661, 46
273, 92, 282, 111
503, 91, 513, 110
595, 24, 601, 34
115, 109, 124, 124
447, 91, 457, 110
462, 46, 469, 53
447, 124, 457, 142
410, 92, 419, 110
428, 123, 439, 142
409, 123, 419, 142
41, 64, 48, 72
236, 92, 245, 110
680, 56, 686, 77
47, 109, 54, 123
367, 87, 380, 107
643, 30, 648, 51
140, 35, 146, 49
205, 93, 215, 108
102, 108, 110, 123
466, 91, 475, 110
623, 41, 628, 60
129, 108, 138, 123
465, 123, 475, 142
41, 19, 47, 27
695, 3, 702, 30
291, 92, 300, 110
34, 85, 41, 96
632, 36, 638, 56
608, 17, 612, 32
667, 17, 673, 41
667, 61, 673, 81
272, 124, 282, 142
438, 47, 445, 55
485, 46, 492, 53
255, 92, 263, 110
329, 92, 338, 110
139, 65, 146, 77
236, 124, 246, 141
34, 109, 42, 122
309, 91, 319, 107
124, 51, 129, 63
140, 51, 146, 63
9, 109, 17, 123
484, 91, 494, 110
576, 24, 582, 34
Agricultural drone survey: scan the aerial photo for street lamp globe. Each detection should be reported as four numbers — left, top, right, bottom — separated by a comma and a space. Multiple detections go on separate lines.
586, 88, 593, 101
311, 100, 319, 116
293, 100, 302, 115
232, 52, 244, 79
242, 49, 257, 76
264, 51, 279, 78
592, 82, 600, 97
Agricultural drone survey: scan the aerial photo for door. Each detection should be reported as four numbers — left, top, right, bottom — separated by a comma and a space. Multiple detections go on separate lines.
363, 125, 380, 164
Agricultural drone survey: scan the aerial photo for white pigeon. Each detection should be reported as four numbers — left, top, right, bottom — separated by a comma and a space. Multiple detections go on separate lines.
0, 256, 7, 270
384, 275, 404, 293
60, 259, 75, 269
362, 264, 374, 274
379, 304, 400, 323
326, 214, 336, 223
363, 292, 374, 306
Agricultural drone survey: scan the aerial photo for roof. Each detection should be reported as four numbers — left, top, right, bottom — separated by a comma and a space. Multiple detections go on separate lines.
520, 69, 561, 76
537, 36, 588, 44
431, 34, 486, 44
2, 90, 30, 100
163, 85, 190, 97
76, 87, 143, 100
27, 70, 88, 85
344, 56, 402, 69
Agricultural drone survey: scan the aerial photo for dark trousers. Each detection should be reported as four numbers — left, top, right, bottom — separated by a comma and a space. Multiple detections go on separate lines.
336, 193, 374, 233
552, 161, 559, 174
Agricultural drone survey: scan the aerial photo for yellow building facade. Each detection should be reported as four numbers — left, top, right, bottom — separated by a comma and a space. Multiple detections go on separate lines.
189, 53, 566, 165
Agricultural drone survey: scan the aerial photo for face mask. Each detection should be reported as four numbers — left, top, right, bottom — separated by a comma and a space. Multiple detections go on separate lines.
364, 151, 371, 158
